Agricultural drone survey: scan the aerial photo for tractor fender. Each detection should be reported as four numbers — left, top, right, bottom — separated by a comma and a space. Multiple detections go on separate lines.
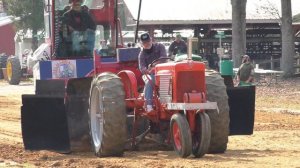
117, 70, 149, 148
118, 70, 139, 98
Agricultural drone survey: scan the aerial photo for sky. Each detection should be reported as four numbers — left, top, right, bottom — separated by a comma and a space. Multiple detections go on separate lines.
124, 0, 300, 20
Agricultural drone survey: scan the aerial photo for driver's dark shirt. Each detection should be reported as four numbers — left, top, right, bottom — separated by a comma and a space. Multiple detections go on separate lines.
58, 8, 96, 57
138, 43, 167, 73
63, 9, 96, 31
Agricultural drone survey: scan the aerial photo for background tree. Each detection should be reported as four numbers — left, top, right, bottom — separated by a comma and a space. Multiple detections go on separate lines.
257, 0, 281, 21
5, 0, 44, 51
281, 0, 295, 77
256, 0, 296, 75
293, 13, 300, 22
231, 0, 247, 67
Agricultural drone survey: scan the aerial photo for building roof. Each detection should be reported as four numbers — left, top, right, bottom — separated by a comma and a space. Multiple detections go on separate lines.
0, 16, 13, 27
122, 0, 292, 31
137, 19, 280, 26
124, 0, 283, 21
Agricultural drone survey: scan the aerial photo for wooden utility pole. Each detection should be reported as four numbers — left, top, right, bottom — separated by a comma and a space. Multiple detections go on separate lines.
231, 0, 247, 67
281, 0, 295, 77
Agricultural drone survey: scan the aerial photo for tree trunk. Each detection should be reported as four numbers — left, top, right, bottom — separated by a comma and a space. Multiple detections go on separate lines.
231, 0, 247, 68
31, 29, 38, 51
281, 0, 295, 77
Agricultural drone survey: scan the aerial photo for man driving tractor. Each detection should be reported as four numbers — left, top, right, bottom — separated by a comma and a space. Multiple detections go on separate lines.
138, 32, 168, 113
60, 0, 96, 57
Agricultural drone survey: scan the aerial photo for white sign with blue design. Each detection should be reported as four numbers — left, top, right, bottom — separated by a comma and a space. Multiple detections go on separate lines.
52, 60, 77, 79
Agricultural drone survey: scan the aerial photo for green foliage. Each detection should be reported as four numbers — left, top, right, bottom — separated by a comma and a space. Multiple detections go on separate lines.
293, 13, 300, 22
5, 0, 44, 31
5, 0, 44, 50
257, 0, 280, 20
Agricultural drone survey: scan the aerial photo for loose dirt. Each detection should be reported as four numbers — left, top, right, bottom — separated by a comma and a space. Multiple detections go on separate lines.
0, 78, 299, 168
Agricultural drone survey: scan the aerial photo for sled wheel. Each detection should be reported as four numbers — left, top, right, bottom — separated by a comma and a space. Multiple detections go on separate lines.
192, 112, 211, 158
170, 113, 192, 158
89, 72, 127, 157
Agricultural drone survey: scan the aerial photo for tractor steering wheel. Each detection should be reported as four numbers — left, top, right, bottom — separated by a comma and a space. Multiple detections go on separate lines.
148, 57, 173, 69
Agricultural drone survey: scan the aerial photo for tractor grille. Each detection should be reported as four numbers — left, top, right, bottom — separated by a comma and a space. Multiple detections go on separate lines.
159, 75, 172, 103
176, 71, 205, 102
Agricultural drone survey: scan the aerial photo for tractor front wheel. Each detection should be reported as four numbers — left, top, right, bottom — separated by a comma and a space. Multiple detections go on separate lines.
192, 112, 211, 158
170, 113, 192, 158
89, 72, 127, 157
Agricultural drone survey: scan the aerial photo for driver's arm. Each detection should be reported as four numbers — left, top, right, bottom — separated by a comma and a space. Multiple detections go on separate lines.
138, 52, 148, 74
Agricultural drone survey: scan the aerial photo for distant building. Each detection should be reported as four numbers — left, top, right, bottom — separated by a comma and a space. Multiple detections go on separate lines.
0, 16, 15, 55
123, 0, 300, 69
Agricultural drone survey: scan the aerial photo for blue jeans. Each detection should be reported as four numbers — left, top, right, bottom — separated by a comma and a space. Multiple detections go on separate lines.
143, 74, 155, 105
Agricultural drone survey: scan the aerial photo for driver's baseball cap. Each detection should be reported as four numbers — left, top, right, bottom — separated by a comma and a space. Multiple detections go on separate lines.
140, 32, 151, 43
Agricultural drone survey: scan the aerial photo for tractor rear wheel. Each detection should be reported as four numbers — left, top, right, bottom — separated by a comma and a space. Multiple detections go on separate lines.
192, 112, 211, 158
6, 56, 21, 85
170, 113, 192, 158
89, 72, 127, 157
205, 71, 230, 153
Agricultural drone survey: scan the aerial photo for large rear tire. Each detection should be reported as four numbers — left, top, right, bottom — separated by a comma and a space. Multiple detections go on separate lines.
205, 71, 230, 153
89, 72, 127, 157
192, 112, 211, 158
6, 56, 21, 85
170, 113, 192, 158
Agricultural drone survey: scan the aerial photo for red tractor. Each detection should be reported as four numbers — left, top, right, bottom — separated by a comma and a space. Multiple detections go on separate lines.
21, 0, 255, 158
119, 56, 218, 157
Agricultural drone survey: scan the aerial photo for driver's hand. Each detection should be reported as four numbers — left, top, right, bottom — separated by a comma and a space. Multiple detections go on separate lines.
148, 67, 155, 74
141, 67, 148, 74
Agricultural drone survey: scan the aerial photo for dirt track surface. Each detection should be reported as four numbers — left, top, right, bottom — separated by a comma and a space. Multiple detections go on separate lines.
0, 78, 300, 168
